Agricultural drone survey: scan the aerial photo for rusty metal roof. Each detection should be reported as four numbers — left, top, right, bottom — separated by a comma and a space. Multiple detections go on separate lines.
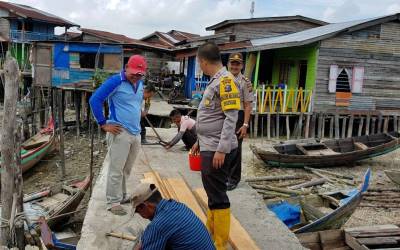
0, 1, 78, 27
206, 15, 328, 31
141, 30, 200, 47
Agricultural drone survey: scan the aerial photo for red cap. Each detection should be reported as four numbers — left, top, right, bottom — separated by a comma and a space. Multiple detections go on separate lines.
127, 55, 147, 75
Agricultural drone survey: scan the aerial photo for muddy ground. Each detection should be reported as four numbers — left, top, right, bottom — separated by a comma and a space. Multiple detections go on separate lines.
21, 128, 400, 237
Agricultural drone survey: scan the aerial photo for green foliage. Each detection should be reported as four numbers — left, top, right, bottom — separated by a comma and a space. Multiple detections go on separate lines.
92, 69, 111, 89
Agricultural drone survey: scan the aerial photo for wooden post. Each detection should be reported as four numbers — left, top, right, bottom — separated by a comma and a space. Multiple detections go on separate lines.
317, 113, 323, 139
58, 89, 66, 178
371, 117, 376, 134
394, 116, 398, 133
267, 113, 271, 139
377, 115, 383, 133
347, 115, 354, 138
341, 117, 347, 138
261, 115, 264, 139
383, 116, 389, 133
310, 114, 316, 139
271, 114, 276, 138
365, 114, 370, 136
358, 117, 364, 136
297, 113, 303, 139
1, 56, 19, 246
74, 90, 81, 137
305, 114, 311, 139
286, 115, 290, 140
275, 113, 280, 139
321, 115, 325, 139
329, 116, 334, 138
334, 114, 340, 139
254, 113, 259, 138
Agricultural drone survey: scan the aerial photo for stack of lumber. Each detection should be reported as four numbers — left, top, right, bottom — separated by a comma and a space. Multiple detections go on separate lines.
345, 224, 400, 250
361, 188, 400, 208
297, 229, 350, 250
141, 171, 260, 250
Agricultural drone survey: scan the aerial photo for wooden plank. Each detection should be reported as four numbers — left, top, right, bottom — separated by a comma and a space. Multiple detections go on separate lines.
166, 178, 206, 223
358, 117, 364, 136
286, 115, 290, 140
334, 114, 340, 139
267, 113, 271, 139
142, 172, 170, 199
329, 117, 334, 138
317, 113, 323, 139
365, 114, 370, 136
305, 114, 311, 139
319, 229, 344, 243
345, 232, 369, 250
296, 231, 320, 243
321, 115, 326, 139
194, 188, 260, 250
298, 113, 304, 139
276, 113, 280, 139
347, 115, 354, 137
358, 237, 399, 246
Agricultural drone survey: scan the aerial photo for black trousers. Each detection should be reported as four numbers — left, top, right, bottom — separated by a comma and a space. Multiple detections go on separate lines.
182, 127, 197, 150
201, 149, 237, 210
228, 110, 244, 185
140, 119, 146, 140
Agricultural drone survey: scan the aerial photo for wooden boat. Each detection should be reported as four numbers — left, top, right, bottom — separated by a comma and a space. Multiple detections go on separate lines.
18, 118, 55, 173
384, 169, 400, 185
24, 176, 91, 229
251, 132, 400, 168
267, 169, 370, 233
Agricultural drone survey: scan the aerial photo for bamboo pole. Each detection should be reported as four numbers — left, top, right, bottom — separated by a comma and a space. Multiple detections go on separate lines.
1, 55, 19, 245
58, 89, 66, 177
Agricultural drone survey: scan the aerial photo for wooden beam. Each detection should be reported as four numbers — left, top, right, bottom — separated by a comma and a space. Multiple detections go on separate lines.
275, 113, 280, 139
383, 116, 389, 133
334, 114, 340, 139
358, 117, 364, 136
365, 114, 370, 136
305, 114, 311, 139
329, 116, 334, 138
298, 113, 303, 139
286, 115, 290, 140
194, 188, 260, 250
341, 117, 347, 139
317, 113, 323, 139
58, 90, 66, 178
267, 113, 271, 139
347, 115, 354, 138
377, 115, 383, 133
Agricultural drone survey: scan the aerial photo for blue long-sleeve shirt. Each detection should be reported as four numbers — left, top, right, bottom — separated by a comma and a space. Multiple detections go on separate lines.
89, 71, 143, 135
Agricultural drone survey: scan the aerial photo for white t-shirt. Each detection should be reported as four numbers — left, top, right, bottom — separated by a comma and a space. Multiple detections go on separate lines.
179, 116, 195, 132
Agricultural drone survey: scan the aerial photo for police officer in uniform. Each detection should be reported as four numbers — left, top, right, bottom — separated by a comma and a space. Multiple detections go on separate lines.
191, 42, 240, 250
227, 53, 254, 190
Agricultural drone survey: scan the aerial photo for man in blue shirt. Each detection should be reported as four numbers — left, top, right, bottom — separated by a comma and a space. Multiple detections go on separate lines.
89, 55, 147, 215
131, 183, 215, 250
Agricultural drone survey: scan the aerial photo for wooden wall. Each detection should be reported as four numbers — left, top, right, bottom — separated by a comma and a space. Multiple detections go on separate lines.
314, 21, 400, 112
0, 18, 9, 40
214, 20, 321, 40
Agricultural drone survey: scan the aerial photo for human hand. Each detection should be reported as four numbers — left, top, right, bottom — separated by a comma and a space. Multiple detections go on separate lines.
191, 142, 200, 155
101, 124, 122, 135
213, 151, 225, 169
236, 125, 248, 139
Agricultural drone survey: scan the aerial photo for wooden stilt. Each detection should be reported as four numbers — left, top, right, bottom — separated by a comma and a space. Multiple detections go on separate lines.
341, 117, 347, 138
74, 90, 81, 137
398, 116, 400, 133
394, 115, 398, 133
254, 113, 259, 138
261, 115, 264, 140
58, 89, 66, 178
347, 115, 354, 137
317, 113, 323, 139
310, 114, 316, 139
271, 114, 276, 138
286, 115, 290, 140
329, 116, 334, 138
371, 117, 376, 134
321, 115, 325, 139
297, 113, 303, 139
334, 114, 340, 139
365, 114, 370, 136
358, 117, 364, 136
305, 114, 311, 139
377, 115, 383, 133
275, 113, 280, 139
383, 116, 389, 133
267, 113, 271, 139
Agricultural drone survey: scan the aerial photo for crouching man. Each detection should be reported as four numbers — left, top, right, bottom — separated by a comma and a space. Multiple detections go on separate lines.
165, 109, 197, 150
132, 183, 215, 250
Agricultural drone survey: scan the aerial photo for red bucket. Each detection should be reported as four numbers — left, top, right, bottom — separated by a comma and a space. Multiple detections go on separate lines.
189, 153, 201, 171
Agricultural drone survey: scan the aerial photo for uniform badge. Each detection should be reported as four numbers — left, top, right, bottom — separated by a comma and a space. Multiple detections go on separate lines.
225, 84, 232, 92
204, 98, 211, 107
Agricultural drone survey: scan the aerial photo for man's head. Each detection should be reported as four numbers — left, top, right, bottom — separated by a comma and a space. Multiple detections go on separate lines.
169, 109, 182, 126
131, 183, 162, 220
144, 85, 156, 99
125, 55, 147, 84
228, 53, 243, 76
197, 42, 222, 76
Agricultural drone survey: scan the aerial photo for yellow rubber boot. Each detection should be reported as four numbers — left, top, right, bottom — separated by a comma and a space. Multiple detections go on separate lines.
213, 208, 231, 250
206, 209, 214, 238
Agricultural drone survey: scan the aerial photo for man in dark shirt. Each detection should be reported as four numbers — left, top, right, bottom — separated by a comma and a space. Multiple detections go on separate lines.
132, 183, 215, 250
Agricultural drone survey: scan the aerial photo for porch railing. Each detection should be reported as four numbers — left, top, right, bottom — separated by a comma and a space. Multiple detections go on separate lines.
255, 86, 313, 114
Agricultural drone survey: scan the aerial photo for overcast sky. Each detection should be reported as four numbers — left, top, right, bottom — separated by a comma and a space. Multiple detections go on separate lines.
7, 0, 400, 38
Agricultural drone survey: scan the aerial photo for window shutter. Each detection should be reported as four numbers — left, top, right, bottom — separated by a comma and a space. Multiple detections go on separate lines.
328, 65, 338, 93
352, 67, 364, 93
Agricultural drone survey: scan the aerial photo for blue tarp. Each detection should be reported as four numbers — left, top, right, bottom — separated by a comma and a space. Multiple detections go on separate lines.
267, 201, 301, 228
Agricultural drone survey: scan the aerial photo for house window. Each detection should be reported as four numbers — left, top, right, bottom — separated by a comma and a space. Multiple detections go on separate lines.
336, 69, 351, 92
279, 61, 291, 85
79, 53, 104, 69
298, 60, 307, 89
329, 65, 364, 94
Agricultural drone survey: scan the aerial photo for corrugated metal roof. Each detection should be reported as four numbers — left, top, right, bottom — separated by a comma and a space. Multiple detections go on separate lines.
0, 1, 78, 27
250, 14, 400, 51
206, 15, 328, 31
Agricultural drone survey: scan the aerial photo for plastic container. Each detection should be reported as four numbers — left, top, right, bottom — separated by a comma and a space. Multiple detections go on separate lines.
189, 153, 201, 171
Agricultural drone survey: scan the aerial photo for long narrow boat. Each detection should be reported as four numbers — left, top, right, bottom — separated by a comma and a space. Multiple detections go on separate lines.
384, 169, 400, 185
19, 118, 55, 173
251, 132, 400, 168
267, 169, 370, 233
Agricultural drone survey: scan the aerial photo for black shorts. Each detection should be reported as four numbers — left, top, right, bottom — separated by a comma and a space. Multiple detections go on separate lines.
200, 149, 237, 210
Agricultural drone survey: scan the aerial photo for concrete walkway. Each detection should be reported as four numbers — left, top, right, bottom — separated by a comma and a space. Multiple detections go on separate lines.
77, 128, 304, 250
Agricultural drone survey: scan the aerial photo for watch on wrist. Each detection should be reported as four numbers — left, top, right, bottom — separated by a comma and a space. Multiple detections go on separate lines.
243, 123, 249, 128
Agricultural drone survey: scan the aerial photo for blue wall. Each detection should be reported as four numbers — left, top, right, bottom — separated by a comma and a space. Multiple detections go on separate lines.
10, 20, 55, 34
52, 42, 123, 86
